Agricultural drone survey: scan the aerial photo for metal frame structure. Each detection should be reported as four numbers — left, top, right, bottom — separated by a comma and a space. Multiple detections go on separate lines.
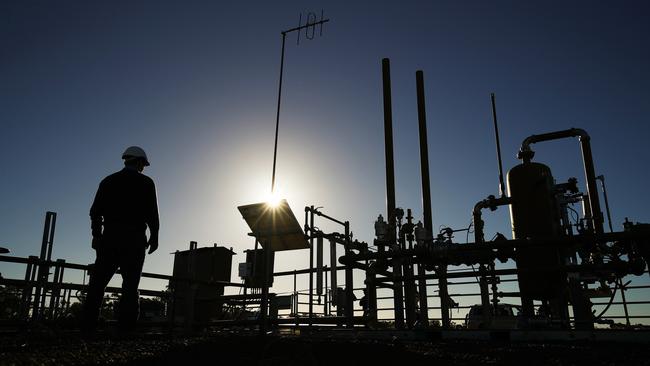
2, 58, 650, 341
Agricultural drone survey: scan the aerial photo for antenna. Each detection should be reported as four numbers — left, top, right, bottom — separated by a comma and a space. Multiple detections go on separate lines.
490, 93, 506, 198
271, 12, 330, 194
297, 10, 327, 45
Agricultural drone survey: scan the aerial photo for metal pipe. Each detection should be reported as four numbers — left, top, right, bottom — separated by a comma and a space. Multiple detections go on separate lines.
20, 258, 35, 318
472, 195, 511, 325
415, 70, 431, 326
416, 71, 433, 239
341, 230, 647, 264
310, 207, 347, 227
259, 239, 270, 335
34, 212, 55, 320
382, 58, 404, 328
316, 237, 323, 295
48, 262, 61, 319
416, 71, 446, 327
46, 212, 56, 261
403, 210, 416, 328
490, 93, 506, 198
518, 128, 604, 235
596, 175, 614, 233
329, 239, 338, 301
382, 58, 397, 237
344, 221, 355, 328
309, 206, 314, 326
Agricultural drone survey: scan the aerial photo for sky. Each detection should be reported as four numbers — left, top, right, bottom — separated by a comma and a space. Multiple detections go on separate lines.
1, 1, 649, 322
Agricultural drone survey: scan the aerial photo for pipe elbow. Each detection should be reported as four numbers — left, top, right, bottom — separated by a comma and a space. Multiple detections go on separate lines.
572, 128, 590, 142
473, 199, 490, 216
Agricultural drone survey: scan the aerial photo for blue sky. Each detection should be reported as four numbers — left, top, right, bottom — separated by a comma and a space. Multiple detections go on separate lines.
1, 1, 649, 320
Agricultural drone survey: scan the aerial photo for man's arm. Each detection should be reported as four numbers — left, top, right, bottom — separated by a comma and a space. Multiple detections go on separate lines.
146, 180, 160, 254
89, 181, 105, 249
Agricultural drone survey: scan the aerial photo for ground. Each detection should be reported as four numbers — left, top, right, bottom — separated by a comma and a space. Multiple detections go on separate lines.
1, 327, 649, 365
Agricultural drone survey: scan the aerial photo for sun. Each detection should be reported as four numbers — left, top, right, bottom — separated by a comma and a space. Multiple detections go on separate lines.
265, 190, 283, 208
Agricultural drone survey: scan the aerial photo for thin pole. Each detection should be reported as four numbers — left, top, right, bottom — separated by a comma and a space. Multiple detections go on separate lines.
309, 206, 314, 326
270, 17, 329, 194
271, 33, 287, 194
490, 93, 506, 198
415, 70, 431, 325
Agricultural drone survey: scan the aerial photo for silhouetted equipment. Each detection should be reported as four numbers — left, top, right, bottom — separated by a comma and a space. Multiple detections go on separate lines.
3, 57, 650, 339
328, 64, 650, 332
238, 200, 309, 251
240, 248, 275, 288
415, 70, 435, 328
171, 243, 235, 326
238, 200, 308, 334
33, 211, 56, 321
508, 162, 567, 319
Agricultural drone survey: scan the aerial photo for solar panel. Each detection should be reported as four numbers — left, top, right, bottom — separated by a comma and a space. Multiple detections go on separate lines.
237, 200, 309, 251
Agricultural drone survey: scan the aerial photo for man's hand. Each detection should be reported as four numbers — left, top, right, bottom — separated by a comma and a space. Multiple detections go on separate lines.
91, 236, 104, 250
147, 235, 159, 254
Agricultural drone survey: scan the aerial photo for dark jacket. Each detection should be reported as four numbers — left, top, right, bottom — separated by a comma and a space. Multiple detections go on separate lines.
90, 168, 159, 239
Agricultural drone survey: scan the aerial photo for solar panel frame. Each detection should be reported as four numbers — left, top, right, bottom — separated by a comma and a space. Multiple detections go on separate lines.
237, 200, 309, 251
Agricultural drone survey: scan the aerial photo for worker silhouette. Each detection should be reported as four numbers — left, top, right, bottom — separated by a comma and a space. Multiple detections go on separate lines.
82, 146, 159, 335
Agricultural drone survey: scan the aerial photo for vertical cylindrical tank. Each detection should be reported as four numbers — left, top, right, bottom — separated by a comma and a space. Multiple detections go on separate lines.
507, 162, 565, 300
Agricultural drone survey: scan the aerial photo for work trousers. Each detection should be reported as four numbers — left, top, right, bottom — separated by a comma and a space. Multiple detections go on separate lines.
83, 233, 147, 332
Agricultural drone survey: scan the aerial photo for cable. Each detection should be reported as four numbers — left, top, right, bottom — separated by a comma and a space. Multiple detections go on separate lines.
594, 280, 618, 319
465, 218, 480, 285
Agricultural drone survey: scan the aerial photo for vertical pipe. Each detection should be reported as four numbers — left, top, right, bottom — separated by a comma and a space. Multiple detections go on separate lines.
46, 212, 57, 261
48, 262, 61, 319
344, 221, 355, 328
416, 71, 433, 236
317, 237, 323, 295
382, 58, 396, 230
579, 137, 604, 236
309, 206, 314, 326
293, 270, 298, 325
403, 209, 416, 328
34, 212, 54, 320
437, 267, 451, 329
259, 239, 269, 335
329, 238, 337, 300
490, 93, 506, 198
21, 259, 35, 319
39, 213, 51, 260
415, 70, 431, 326
324, 264, 328, 315
382, 58, 404, 328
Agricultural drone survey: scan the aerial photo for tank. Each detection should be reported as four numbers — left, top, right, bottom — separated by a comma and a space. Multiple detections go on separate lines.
507, 162, 565, 300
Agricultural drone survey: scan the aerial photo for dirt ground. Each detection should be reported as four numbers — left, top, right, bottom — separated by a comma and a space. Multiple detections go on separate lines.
1, 328, 649, 366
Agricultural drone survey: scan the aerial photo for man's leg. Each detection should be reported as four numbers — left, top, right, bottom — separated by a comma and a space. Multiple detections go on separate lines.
117, 244, 146, 332
82, 247, 119, 333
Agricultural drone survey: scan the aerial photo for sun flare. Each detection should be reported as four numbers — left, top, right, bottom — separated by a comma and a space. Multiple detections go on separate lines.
265, 190, 283, 208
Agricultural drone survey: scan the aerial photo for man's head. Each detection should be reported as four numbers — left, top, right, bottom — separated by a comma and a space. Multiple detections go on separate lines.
122, 146, 150, 172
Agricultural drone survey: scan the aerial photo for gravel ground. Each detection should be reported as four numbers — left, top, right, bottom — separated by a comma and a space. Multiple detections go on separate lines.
1, 328, 649, 366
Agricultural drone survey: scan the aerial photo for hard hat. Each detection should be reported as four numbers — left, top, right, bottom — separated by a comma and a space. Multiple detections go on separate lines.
122, 146, 150, 166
